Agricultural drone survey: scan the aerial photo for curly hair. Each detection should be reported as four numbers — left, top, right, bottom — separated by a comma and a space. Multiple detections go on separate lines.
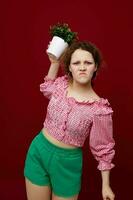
62, 41, 103, 81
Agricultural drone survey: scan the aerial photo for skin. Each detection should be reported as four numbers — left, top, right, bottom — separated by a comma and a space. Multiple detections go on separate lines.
25, 51, 80, 200
68, 49, 100, 101
69, 49, 115, 200
25, 178, 78, 200
25, 48, 115, 200
69, 49, 97, 86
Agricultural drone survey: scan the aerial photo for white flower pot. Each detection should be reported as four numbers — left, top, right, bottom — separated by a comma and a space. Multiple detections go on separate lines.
46, 36, 68, 59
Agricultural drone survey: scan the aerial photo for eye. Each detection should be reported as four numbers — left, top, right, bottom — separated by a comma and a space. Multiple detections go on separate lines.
85, 61, 93, 65
72, 61, 80, 65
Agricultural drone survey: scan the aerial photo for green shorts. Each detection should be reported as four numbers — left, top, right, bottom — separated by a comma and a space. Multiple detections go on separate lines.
24, 130, 83, 198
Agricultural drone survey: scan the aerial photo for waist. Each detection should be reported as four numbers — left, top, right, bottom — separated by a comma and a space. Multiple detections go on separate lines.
42, 127, 79, 149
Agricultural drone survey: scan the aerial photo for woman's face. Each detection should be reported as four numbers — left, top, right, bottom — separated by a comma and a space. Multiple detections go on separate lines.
69, 49, 97, 85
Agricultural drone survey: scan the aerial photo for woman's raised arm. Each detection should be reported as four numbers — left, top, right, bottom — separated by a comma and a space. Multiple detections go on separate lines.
46, 53, 60, 80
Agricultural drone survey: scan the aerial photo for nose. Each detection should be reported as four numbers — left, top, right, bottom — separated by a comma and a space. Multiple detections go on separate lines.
80, 64, 86, 71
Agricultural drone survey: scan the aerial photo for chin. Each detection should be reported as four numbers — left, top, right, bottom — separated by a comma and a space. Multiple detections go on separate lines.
77, 79, 91, 85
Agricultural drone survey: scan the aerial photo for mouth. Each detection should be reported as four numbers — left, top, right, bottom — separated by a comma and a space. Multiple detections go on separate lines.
79, 73, 86, 75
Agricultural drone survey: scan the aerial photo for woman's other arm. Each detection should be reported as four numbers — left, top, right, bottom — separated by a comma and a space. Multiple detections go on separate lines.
101, 170, 115, 200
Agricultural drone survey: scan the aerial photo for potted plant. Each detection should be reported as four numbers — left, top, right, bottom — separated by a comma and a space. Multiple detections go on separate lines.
46, 22, 78, 59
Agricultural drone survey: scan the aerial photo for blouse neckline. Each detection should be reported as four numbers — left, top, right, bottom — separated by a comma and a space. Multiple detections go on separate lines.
63, 75, 108, 105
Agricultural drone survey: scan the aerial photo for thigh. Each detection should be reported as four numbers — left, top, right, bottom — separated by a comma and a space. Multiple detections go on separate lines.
25, 178, 52, 200
52, 192, 79, 200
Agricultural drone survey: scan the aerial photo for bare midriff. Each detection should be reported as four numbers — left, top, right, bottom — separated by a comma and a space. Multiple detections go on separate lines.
42, 127, 78, 149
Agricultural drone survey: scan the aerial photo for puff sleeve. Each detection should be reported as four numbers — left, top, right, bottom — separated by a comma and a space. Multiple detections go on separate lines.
39, 75, 67, 99
89, 103, 115, 171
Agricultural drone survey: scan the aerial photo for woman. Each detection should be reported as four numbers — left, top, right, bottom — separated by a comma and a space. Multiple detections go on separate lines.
24, 41, 115, 200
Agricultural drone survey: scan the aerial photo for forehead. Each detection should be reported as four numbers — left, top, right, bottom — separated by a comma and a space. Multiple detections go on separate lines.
71, 49, 94, 61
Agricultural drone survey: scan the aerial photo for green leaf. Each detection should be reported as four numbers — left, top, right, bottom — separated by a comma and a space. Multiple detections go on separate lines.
49, 22, 78, 44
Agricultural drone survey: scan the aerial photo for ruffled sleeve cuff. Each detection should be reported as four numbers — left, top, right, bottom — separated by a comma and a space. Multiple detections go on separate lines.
39, 76, 57, 99
97, 161, 115, 171
40, 75, 68, 99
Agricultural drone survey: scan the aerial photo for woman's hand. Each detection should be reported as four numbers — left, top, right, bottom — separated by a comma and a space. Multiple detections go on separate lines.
102, 185, 115, 200
47, 53, 60, 64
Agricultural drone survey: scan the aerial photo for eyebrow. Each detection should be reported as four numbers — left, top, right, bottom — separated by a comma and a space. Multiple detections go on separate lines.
72, 60, 94, 63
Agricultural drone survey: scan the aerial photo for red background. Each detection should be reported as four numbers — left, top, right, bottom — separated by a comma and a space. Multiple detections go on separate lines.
1, 0, 133, 199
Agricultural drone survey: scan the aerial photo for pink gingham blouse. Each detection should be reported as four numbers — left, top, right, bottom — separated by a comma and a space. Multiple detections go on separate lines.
40, 75, 115, 170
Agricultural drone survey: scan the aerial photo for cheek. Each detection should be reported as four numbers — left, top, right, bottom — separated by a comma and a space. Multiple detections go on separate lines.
88, 66, 96, 74
70, 67, 78, 74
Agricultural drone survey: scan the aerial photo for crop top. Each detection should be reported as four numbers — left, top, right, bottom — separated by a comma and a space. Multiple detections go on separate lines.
40, 74, 115, 171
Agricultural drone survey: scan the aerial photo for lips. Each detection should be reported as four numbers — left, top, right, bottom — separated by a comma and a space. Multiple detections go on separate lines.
79, 73, 86, 75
